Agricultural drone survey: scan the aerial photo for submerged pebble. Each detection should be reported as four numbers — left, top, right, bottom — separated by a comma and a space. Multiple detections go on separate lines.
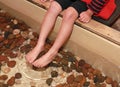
7, 76, 15, 86
1, 66, 11, 74
13, 29, 20, 35
46, 78, 53, 86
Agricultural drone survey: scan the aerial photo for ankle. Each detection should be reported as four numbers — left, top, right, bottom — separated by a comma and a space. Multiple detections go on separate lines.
48, 48, 58, 57
36, 43, 44, 49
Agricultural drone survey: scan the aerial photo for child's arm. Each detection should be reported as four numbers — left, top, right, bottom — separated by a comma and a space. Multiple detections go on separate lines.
79, 9, 93, 23
87, 0, 110, 15
78, 0, 110, 23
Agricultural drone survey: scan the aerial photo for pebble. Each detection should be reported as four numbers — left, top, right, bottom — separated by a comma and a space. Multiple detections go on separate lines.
28, 32, 34, 39
15, 79, 22, 84
7, 60, 16, 68
13, 29, 20, 35
112, 80, 119, 87
0, 75, 8, 81
1, 66, 11, 74
46, 78, 53, 86
51, 71, 58, 78
29, 34, 34, 39
105, 77, 113, 84
13, 19, 18, 25
6, 25, 10, 28
7, 76, 15, 86
21, 31, 29, 39
15, 72, 22, 79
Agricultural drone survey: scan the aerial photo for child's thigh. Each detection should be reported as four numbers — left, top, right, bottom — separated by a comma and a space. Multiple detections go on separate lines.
70, 0, 88, 15
55, 0, 75, 10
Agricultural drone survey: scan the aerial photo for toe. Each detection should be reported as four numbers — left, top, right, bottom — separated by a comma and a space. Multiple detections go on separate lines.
32, 61, 40, 67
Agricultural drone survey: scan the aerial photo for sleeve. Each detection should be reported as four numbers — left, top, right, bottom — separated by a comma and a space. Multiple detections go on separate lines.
87, 0, 109, 14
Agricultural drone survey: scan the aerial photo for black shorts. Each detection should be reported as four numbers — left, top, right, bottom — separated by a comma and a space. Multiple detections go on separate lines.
55, 0, 88, 15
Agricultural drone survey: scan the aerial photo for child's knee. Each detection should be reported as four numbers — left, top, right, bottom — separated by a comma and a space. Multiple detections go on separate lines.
50, 1, 62, 11
63, 7, 78, 20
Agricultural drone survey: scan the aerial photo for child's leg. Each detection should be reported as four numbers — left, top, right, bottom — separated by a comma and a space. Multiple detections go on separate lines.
26, 1, 62, 63
32, 7, 78, 67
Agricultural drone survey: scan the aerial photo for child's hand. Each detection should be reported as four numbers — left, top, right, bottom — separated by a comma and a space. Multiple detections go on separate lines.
79, 9, 93, 23
79, 12, 91, 23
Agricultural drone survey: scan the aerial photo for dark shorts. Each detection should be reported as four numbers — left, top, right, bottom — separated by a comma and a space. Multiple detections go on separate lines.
55, 0, 88, 15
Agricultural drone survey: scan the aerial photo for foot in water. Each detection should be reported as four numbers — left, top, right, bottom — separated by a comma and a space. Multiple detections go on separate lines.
32, 50, 57, 67
25, 45, 44, 63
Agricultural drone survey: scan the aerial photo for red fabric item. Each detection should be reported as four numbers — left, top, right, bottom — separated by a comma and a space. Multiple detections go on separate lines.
82, 0, 116, 20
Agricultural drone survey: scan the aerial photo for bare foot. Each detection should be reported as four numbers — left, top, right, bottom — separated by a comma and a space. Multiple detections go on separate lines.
32, 50, 57, 67
79, 9, 93, 23
25, 46, 44, 63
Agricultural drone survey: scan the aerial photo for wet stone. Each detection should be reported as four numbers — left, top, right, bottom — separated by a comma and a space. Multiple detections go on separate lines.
95, 82, 101, 87
83, 63, 91, 69
8, 34, 15, 39
70, 82, 78, 87
88, 73, 94, 80
74, 75, 84, 83
15, 73, 22, 79
60, 59, 68, 66
49, 62, 61, 67
51, 71, 58, 78
62, 66, 72, 73
4, 49, 17, 58
0, 63, 2, 69
101, 83, 106, 87
46, 78, 53, 86
0, 36, 4, 42
76, 66, 82, 73
7, 60, 16, 68
70, 63, 77, 70
20, 44, 32, 53
4, 31, 11, 39
82, 68, 88, 77
67, 74, 75, 84
105, 77, 113, 84
0, 55, 9, 63
0, 75, 8, 81
112, 80, 119, 87
29, 39, 37, 48
93, 69, 101, 76
53, 56, 62, 63
7, 76, 15, 86
1, 66, 11, 74
13, 29, 20, 35
32, 32, 39, 38
83, 81, 90, 86
78, 59, 86, 66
